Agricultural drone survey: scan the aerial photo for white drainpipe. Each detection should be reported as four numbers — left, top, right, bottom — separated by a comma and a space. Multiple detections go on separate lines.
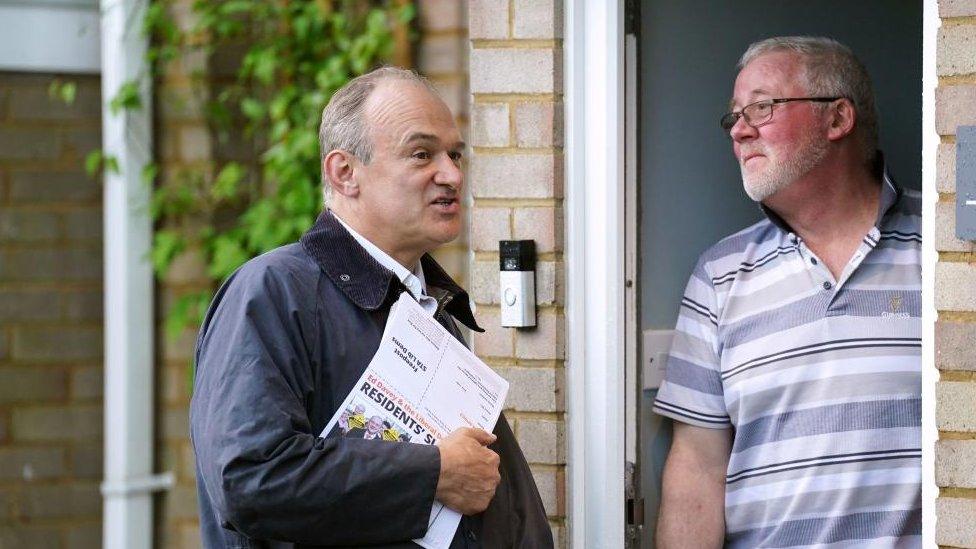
100, 1, 173, 547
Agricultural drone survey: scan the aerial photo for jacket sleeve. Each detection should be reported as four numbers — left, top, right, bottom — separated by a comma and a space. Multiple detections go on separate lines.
190, 257, 441, 545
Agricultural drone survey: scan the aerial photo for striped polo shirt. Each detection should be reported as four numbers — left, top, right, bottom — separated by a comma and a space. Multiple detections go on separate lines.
653, 172, 921, 548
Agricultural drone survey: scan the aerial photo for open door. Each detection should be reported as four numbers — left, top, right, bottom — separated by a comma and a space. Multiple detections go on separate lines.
633, 2, 922, 547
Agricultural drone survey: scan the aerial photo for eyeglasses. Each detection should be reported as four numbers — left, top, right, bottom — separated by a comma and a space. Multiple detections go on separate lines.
720, 97, 843, 132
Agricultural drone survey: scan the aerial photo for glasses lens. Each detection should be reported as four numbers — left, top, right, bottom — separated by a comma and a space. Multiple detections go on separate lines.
720, 113, 739, 131
743, 101, 773, 126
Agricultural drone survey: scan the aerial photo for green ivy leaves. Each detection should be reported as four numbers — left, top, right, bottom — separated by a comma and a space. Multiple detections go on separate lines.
141, 0, 413, 343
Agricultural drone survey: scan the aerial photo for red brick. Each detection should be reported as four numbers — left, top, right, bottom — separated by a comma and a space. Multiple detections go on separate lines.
61, 290, 103, 321
0, 527, 63, 549
0, 289, 61, 322
59, 127, 102, 159
7, 77, 101, 121
62, 207, 103, 240
12, 326, 102, 362
12, 405, 101, 442
9, 171, 99, 203
66, 523, 102, 549
0, 247, 102, 282
22, 483, 101, 520
70, 443, 102, 479
0, 128, 60, 160
0, 447, 67, 480
0, 367, 68, 403
0, 209, 60, 242
71, 366, 103, 400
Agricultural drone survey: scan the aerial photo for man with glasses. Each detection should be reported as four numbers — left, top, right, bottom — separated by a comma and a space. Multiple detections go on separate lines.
653, 37, 921, 547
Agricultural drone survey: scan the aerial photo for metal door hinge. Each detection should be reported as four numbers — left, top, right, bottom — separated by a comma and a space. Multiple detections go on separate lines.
625, 461, 644, 547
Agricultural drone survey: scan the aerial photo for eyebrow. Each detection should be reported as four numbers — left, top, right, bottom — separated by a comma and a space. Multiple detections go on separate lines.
400, 132, 466, 151
728, 89, 773, 110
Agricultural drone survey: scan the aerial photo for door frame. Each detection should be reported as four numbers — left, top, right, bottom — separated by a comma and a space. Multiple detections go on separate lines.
564, 0, 629, 546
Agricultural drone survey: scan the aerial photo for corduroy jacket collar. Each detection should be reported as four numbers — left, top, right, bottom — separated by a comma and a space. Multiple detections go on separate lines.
300, 209, 483, 332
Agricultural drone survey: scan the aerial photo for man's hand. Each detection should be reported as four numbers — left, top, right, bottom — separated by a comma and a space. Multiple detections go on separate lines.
435, 427, 501, 515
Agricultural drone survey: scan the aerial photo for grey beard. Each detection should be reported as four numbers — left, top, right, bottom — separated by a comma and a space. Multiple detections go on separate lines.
740, 138, 829, 202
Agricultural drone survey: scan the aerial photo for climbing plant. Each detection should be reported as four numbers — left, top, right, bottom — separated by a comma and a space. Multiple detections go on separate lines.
99, 0, 415, 338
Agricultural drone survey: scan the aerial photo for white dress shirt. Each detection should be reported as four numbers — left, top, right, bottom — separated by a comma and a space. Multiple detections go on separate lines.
333, 213, 439, 315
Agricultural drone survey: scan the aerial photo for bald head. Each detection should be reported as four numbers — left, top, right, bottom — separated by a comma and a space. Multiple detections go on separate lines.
319, 67, 443, 201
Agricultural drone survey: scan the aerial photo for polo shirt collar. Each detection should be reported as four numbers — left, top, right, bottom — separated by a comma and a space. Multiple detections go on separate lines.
759, 152, 901, 234
299, 209, 483, 332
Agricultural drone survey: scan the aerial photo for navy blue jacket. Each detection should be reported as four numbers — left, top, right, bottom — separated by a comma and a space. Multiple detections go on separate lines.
191, 210, 552, 548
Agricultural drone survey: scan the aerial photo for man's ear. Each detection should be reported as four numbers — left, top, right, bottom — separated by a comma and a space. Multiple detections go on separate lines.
826, 98, 857, 142
323, 150, 360, 198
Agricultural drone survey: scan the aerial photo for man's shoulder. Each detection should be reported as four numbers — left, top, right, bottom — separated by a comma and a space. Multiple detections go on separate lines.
886, 187, 922, 225
237, 242, 316, 276
220, 242, 321, 301
694, 218, 783, 278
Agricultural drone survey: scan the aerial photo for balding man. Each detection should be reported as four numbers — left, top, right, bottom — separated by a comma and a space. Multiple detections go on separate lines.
653, 37, 921, 548
191, 67, 552, 548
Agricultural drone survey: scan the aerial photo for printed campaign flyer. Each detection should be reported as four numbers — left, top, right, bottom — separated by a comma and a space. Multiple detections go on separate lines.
319, 292, 509, 549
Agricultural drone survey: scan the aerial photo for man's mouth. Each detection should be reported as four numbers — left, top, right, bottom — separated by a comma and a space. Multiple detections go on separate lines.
430, 196, 460, 212
740, 152, 764, 165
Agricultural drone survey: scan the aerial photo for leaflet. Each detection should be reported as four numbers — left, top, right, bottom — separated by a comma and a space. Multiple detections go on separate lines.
319, 292, 509, 549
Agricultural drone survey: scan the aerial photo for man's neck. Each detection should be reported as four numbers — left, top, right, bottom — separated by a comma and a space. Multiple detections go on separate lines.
762, 154, 881, 278
763, 155, 881, 246
330, 205, 424, 269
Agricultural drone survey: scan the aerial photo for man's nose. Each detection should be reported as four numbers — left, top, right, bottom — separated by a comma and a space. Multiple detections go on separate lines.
729, 115, 757, 142
435, 154, 463, 190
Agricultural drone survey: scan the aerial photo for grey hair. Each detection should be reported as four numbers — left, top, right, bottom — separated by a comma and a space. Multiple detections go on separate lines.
319, 66, 440, 204
739, 36, 878, 163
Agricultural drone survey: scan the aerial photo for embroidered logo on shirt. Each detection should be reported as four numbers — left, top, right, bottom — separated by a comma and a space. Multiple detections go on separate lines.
881, 294, 909, 318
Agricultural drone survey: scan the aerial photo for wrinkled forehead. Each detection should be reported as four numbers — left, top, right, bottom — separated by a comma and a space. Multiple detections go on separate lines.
731, 52, 809, 107
364, 80, 461, 147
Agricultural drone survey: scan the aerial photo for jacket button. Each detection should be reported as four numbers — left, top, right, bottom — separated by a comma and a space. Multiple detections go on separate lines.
339, 274, 350, 281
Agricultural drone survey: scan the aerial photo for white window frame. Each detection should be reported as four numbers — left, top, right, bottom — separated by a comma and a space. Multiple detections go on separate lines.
0, 0, 100, 74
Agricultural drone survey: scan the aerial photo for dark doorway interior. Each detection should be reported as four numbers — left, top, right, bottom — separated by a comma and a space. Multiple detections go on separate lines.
636, 2, 923, 546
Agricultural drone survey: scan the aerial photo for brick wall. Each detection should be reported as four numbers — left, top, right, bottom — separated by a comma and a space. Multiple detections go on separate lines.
466, 1, 566, 546
0, 72, 104, 546
152, 2, 212, 547
935, 1, 976, 547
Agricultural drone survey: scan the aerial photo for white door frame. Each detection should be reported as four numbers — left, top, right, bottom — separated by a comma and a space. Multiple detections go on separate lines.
564, 0, 628, 546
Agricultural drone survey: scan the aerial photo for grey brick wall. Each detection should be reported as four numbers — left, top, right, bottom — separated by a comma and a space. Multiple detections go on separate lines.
467, 0, 566, 545
936, 1, 976, 546
0, 71, 104, 546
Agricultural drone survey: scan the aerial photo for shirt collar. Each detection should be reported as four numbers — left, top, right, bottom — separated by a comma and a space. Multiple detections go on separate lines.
299, 209, 483, 332
331, 213, 428, 300
759, 152, 902, 234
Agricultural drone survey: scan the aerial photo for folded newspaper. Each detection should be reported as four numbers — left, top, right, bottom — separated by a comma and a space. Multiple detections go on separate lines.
319, 292, 509, 549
